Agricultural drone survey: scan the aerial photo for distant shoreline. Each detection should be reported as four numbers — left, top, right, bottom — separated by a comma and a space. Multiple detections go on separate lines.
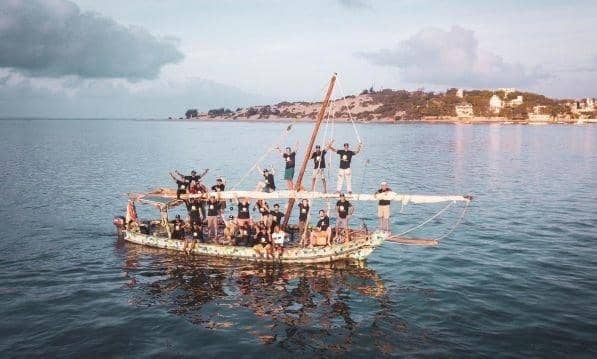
177, 116, 597, 125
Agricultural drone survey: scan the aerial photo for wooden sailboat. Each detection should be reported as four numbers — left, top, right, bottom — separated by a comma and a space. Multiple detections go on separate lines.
115, 74, 472, 263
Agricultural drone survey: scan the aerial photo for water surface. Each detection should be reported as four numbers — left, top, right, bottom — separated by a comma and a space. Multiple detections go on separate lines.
0, 120, 595, 357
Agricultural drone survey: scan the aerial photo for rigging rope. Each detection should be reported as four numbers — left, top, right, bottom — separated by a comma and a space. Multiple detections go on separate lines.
336, 76, 362, 144
431, 200, 470, 241
231, 121, 295, 190
392, 201, 455, 237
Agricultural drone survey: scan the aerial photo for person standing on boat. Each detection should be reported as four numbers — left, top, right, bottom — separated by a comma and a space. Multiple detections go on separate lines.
256, 166, 276, 193
236, 197, 251, 227
336, 193, 353, 231
211, 177, 227, 216
185, 197, 202, 226
327, 141, 363, 194
253, 199, 270, 225
297, 199, 310, 245
269, 203, 284, 233
310, 145, 328, 192
176, 169, 209, 187
375, 181, 392, 232
169, 172, 190, 199
276, 144, 297, 190
206, 195, 221, 239
171, 214, 185, 240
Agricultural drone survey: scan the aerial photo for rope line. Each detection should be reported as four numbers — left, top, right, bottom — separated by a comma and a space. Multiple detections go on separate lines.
392, 201, 455, 237
336, 76, 362, 144
431, 200, 470, 241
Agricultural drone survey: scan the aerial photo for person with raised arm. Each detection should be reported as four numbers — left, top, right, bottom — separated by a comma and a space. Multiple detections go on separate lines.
256, 165, 276, 193
327, 141, 363, 195
310, 144, 328, 193
275, 141, 298, 190
169, 172, 190, 199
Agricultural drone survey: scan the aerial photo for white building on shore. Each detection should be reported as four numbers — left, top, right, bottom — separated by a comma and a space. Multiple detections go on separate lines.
455, 103, 474, 117
489, 95, 503, 114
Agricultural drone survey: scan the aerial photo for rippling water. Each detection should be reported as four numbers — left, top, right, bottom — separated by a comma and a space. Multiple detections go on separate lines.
0, 119, 595, 357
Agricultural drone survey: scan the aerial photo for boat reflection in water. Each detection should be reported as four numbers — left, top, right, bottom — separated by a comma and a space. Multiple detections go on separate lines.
119, 241, 404, 354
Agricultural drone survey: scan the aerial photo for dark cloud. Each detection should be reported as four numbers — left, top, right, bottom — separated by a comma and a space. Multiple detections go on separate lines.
0, 73, 265, 118
359, 26, 549, 88
0, 0, 184, 79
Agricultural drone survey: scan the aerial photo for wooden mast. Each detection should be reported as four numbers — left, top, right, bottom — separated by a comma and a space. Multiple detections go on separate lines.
282, 73, 337, 228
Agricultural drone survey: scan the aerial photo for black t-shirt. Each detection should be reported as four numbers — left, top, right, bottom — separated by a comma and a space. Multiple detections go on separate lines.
184, 174, 202, 183
317, 216, 330, 231
237, 202, 250, 219
211, 183, 225, 192
298, 203, 309, 222
172, 220, 184, 235
264, 173, 276, 190
283, 152, 296, 169
377, 188, 392, 206
239, 227, 251, 240
256, 232, 269, 245
337, 150, 355, 169
207, 201, 220, 216
311, 150, 327, 169
176, 179, 188, 191
270, 210, 284, 225
256, 203, 269, 216
192, 228, 203, 240
336, 200, 352, 219
188, 200, 201, 213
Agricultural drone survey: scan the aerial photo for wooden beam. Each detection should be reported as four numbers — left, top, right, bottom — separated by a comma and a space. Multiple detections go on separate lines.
282, 74, 337, 228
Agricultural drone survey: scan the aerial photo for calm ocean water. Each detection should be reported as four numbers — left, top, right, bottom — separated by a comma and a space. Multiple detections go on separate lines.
0, 119, 595, 357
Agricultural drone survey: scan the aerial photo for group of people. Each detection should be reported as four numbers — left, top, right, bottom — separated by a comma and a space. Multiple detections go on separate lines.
257, 140, 363, 194
165, 139, 394, 255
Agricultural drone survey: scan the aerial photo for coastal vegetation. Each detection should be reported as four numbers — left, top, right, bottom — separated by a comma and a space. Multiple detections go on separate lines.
188, 88, 595, 123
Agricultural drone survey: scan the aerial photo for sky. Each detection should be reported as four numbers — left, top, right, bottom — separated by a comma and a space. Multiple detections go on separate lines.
0, 0, 596, 118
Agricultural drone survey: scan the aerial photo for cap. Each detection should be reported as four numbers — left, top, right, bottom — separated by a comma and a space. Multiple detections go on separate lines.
339, 193, 345, 197
380, 181, 388, 186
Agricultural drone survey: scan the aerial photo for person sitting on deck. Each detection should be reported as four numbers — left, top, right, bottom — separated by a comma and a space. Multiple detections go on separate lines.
169, 172, 190, 199
185, 197, 202, 226
252, 227, 272, 259
275, 143, 298, 190
269, 203, 284, 233
271, 225, 286, 259
375, 181, 392, 233
222, 215, 237, 245
327, 141, 363, 195
256, 166, 276, 193
336, 193, 354, 233
298, 199, 310, 246
206, 195, 221, 239
237, 222, 252, 246
310, 145, 328, 193
235, 197, 251, 227
171, 214, 185, 240
309, 210, 331, 247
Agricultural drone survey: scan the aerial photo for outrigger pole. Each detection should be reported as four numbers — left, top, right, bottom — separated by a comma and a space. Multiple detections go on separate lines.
282, 73, 337, 228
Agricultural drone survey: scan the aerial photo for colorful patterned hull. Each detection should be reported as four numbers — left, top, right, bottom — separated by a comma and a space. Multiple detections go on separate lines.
123, 230, 386, 264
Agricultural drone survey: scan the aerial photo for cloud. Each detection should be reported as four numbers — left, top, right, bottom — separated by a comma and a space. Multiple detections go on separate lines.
0, 71, 266, 118
359, 26, 548, 88
0, 0, 184, 79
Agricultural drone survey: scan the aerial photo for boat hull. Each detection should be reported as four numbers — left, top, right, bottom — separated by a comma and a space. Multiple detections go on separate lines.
123, 230, 386, 264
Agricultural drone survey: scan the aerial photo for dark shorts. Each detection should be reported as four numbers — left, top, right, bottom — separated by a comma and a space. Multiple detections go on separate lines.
284, 167, 295, 180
